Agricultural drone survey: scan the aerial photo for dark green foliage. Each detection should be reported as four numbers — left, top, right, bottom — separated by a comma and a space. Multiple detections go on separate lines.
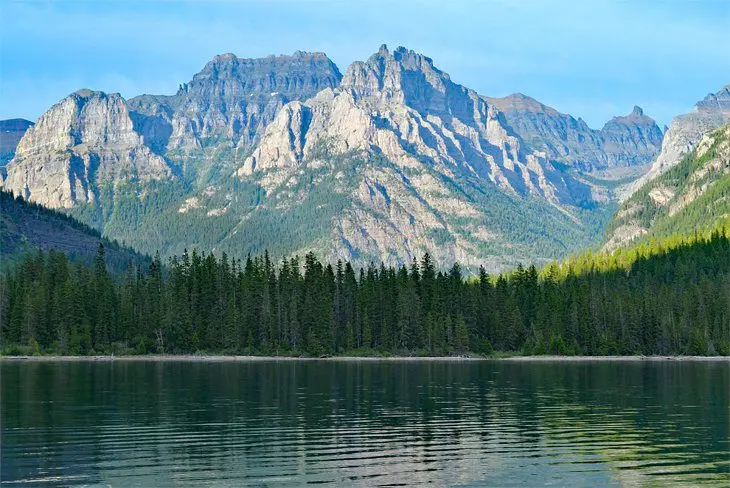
2, 226, 728, 357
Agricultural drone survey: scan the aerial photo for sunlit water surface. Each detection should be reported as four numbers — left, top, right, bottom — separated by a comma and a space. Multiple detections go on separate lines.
1, 359, 728, 486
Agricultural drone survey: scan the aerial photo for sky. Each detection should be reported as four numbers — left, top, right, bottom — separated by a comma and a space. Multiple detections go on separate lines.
1, 0, 728, 129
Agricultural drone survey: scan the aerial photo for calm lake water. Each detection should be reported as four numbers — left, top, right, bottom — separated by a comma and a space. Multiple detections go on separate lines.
1, 359, 728, 487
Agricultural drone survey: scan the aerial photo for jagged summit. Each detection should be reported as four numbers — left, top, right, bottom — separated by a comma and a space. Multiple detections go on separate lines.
341, 44, 477, 123
73, 88, 104, 98
486, 94, 662, 171
128, 50, 343, 153
603, 105, 657, 126
2, 88, 172, 208
622, 83, 730, 199
187, 50, 342, 96
695, 85, 730, 111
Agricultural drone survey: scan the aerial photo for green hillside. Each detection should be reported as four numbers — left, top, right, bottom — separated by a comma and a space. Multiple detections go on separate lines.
604, 124, 730, 250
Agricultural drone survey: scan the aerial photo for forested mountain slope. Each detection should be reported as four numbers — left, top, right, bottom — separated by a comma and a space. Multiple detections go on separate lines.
604, 124, 730, 251
0, 190, 148, 272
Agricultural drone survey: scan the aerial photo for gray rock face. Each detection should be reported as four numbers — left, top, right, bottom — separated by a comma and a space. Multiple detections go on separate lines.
242, 45, 589, 205
485, 95, 663, 171
624, 85, 730, 197
2, 90, 172, 208
2, 52, 343, 209
128, 51, 342, 154
0, 119, 34, 166
236, 45, 597, 268
599, 106, 665, 166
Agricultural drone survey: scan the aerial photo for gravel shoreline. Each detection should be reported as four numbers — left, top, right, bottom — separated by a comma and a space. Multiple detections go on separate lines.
2, 355, 728, 362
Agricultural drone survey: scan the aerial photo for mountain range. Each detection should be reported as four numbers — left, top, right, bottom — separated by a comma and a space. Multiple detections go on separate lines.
1, 45, 726, 271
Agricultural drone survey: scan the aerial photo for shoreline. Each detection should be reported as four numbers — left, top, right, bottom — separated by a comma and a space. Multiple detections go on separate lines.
1, 355, 728, 362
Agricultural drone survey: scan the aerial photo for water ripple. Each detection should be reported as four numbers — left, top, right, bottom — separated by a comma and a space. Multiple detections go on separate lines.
2, 360, 728, 487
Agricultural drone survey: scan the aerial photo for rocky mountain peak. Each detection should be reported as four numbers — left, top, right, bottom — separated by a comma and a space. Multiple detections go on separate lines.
603, 105, 657, 126
486, 93, 560, 117
130, 51, 343, 154
342, 45, 477, 123
73, 88, 101, 98
695, 85, 730, 111
598, 107, 663, 170
15, 89, 132, 153
487, 94, 662, 171
186, 50, 342, 98
2, 89, 172, 208
622, 84, 730, 199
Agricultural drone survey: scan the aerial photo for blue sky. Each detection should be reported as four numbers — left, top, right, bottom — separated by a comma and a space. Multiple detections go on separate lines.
1, 0, 728, 128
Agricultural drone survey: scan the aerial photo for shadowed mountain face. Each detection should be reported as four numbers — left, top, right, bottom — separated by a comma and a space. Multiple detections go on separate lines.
0, 191, 148, 273
0, 46, 668, 271
0, 119, 34, 166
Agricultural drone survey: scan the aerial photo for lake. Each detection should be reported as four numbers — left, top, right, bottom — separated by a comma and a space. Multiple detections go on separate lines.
1, 359, 728, 486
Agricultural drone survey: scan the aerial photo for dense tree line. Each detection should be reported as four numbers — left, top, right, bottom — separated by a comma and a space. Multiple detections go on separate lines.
1, 227, 729, 356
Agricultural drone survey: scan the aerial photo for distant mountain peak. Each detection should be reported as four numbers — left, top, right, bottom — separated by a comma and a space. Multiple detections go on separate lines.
0, 119, 34, 130
486, 93, 554, 115
342, 44, 459, 115
73, 88, 106, 99
622, 84, 730, 200
198, 51, 341, 80
0, 119, 34, 166
211, 52, 237, 62
696, 84, 730, 111
604, 105, 657, 127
